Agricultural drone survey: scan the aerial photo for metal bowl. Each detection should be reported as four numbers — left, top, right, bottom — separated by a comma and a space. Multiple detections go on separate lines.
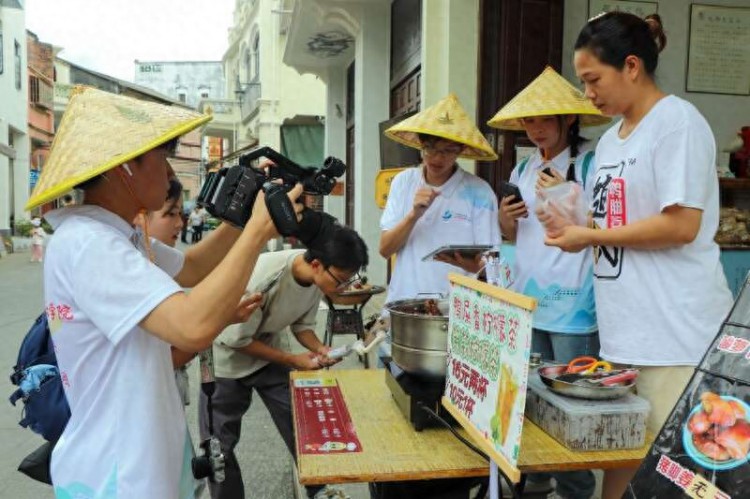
391, 342, 447, 379
538, 364, 636, 400
385, 298, 450, 351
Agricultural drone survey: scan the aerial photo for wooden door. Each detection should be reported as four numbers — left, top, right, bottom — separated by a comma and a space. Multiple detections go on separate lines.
477, 0, 564, 193
345, 62, 356, 228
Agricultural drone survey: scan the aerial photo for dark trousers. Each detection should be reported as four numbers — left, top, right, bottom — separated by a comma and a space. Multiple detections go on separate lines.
198, 363, 324, 499
191, 224, 203, 243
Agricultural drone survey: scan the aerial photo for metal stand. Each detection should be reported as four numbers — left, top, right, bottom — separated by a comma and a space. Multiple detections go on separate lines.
323, 295, 374, 368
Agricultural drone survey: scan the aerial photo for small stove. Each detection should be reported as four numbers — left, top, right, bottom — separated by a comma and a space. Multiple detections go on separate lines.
384, 360, 456, 431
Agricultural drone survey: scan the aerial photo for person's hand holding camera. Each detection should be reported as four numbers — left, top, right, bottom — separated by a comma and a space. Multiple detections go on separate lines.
247, 183, 305, 240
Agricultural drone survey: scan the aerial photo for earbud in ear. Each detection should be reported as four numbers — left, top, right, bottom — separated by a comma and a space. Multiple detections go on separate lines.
123, 163, 133, 176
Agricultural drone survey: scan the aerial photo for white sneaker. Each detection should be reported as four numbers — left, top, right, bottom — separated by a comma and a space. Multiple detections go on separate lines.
312, 485, 351, 499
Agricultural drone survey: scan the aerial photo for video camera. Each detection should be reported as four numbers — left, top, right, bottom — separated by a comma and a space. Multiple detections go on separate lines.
196, 146, 345, 247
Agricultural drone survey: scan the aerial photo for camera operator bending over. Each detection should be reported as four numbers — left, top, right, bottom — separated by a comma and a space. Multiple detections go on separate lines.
380, 93, 501, 304
26, 87, 303, 498
200, 225, 368, 499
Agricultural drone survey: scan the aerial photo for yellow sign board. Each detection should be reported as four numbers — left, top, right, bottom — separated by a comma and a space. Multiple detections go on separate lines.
374, 167, 409, 208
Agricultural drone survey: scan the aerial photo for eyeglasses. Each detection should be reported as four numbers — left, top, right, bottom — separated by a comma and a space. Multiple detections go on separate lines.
422, 145, 463, 157
325, 268, 361, 290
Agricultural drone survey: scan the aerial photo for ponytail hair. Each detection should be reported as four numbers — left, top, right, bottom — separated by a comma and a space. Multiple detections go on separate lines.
565, 116, 586, 159
575, 11, 666, 76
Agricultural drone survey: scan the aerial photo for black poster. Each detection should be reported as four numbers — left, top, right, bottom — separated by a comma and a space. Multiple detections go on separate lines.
626, 276, 750, 499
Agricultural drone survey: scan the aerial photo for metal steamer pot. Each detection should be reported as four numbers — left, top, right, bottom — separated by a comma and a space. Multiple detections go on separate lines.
386, 298, 450, 378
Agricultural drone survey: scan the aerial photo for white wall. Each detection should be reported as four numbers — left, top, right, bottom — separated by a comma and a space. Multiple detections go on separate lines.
563, 0, 748, 163
421, 0, 481, 174
354, 2, 390, 283
323, 65, 347, 223
0, 6, 30, 232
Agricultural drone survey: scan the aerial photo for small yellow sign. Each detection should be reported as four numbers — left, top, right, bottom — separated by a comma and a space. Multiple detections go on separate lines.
375, 167, 409, 208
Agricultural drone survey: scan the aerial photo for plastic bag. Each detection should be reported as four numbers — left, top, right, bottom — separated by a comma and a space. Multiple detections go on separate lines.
535, 181, 588, 233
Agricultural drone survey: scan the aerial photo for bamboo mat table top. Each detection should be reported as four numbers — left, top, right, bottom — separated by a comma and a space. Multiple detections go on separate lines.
293, 369, 653, 485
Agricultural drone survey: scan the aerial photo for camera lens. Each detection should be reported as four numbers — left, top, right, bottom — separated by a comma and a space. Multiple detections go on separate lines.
322, 157, 346, 177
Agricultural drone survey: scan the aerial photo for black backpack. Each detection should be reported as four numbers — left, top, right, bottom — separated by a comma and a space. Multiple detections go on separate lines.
9, 313, 71, 442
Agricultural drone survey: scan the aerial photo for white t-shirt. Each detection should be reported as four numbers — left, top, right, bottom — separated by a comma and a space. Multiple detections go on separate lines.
189, 211, 203, 227
591, 95, 733, 365
43, 205, 197, 499
509, 147, 597, 333
31, 226, 47, 245
380, 166, 501, 303
214, 249, 322, 378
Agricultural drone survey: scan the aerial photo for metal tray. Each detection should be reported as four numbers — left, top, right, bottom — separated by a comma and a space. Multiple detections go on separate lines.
538, 364, 636, 400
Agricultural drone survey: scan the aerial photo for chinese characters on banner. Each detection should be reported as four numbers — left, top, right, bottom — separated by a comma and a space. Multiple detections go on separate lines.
442, 274, 536, 483
292, 378, 362, 455
626, 276, 750, 499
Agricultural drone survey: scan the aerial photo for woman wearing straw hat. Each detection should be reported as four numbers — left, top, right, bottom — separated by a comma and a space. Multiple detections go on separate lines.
380, 93, 502, 304
543, 13, 733, 498
489, 66, 610, 499
25, 86, 303, 498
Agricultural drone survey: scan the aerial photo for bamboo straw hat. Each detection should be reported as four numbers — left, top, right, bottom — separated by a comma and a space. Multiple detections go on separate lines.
385, 93, 498, 161
25, 86, 211, 210
487, 66, 610, 131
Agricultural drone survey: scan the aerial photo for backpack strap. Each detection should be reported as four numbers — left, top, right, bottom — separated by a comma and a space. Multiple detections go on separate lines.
516, 156, 531, 177
581, 150, 594, 190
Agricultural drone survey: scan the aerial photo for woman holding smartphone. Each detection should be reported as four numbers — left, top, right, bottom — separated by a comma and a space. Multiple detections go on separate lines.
545, 12, 733, 498
490, 66, 610, 499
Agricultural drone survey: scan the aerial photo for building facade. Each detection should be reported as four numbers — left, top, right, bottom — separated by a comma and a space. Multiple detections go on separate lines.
0, 2, 30, 242
134, 60, 225, 109
133, 60, 226, 200
200, 0, 327, 172
26, 30, 54, 214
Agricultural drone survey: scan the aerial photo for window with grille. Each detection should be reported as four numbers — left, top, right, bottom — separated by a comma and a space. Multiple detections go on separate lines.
15, 39, 21, 90
30, 76, 39, 103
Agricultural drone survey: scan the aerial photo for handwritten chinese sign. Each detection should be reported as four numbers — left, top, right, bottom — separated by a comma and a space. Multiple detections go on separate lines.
589, 0, 657, 19
687, 5, 750, 95
442, 273, 536, 483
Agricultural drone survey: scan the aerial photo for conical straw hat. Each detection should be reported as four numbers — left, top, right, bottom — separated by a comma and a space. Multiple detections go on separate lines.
26, 86, 211, 210
385, 93, 498, 161
487, 66, 610, 131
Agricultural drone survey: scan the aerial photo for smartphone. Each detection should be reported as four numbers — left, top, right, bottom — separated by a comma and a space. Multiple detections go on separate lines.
500, 181, 524, 203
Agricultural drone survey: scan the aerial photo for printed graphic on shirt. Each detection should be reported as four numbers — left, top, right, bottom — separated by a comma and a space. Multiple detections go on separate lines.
592, 161, 628, 280
523, 273, 597, 333
46, 301, 74, 333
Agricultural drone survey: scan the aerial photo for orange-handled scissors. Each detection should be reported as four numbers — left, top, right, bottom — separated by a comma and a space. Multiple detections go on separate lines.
566, 356, 612, 374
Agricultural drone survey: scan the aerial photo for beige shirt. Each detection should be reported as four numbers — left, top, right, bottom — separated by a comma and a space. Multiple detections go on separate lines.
214, 249, 322, 378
